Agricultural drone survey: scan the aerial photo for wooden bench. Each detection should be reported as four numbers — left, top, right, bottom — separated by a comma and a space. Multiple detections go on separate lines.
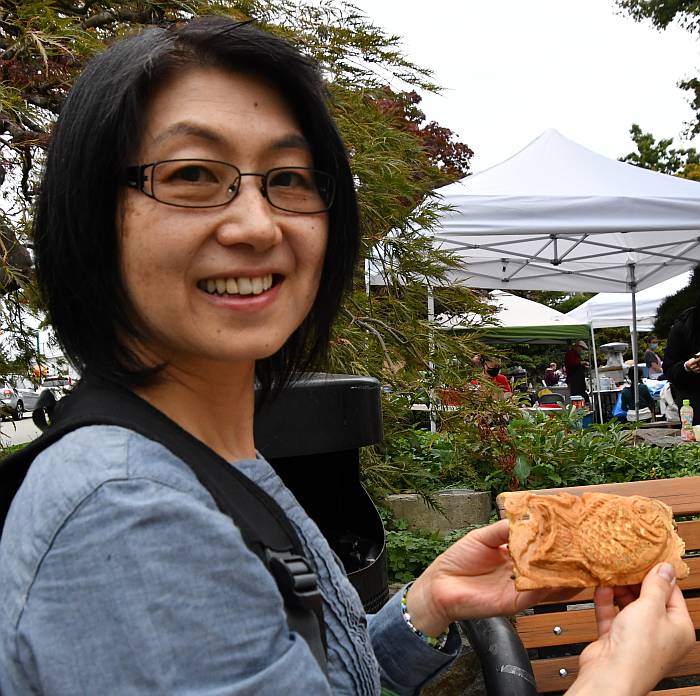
486, 477, 700, 695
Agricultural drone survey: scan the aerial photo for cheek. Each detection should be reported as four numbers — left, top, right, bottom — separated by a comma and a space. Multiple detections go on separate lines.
119, 203, 175, 308
307, 219, 329, 283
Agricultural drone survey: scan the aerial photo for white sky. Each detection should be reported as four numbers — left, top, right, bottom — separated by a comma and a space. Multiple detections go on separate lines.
351, 0, 700, 172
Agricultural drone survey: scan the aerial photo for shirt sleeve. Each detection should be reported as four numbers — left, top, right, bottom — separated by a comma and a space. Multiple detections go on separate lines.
15, 478, 333, 695
367, 587, 460, 695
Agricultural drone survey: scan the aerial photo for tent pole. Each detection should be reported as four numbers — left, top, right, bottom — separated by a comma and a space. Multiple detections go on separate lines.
427, 286, 437, 433
589, 325, 603, 423
630, 265, 640, 420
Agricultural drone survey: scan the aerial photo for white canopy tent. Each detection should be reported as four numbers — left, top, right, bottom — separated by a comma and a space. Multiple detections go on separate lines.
418, 129, 700, 415
565, 271, 692, 330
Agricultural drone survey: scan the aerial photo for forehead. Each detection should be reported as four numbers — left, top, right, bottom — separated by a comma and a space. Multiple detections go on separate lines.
138, 66, 307, 157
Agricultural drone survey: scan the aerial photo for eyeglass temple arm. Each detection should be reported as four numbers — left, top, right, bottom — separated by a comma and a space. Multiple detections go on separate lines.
125, 164, 150, 189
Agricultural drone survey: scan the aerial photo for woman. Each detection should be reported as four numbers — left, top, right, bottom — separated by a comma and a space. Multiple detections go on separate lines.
664, 297, 700, 424
620, 366, 655, 418
0, 17, 694, 695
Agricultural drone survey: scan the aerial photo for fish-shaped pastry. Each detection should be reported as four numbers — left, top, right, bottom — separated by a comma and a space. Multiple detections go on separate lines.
498, 491, 689, 589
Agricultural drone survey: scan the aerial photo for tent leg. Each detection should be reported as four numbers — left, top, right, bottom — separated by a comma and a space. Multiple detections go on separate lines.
427, 286, 437, 433
630, 265, 640, 421
590, 326, 603, 423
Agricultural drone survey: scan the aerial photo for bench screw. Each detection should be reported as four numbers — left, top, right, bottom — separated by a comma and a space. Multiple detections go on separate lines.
553, 626, 562, 635
559, 668, 568, 677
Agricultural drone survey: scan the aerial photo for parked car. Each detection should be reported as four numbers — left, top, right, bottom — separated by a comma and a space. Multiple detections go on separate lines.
39, 375, 77, 400
0, 375, 41, 420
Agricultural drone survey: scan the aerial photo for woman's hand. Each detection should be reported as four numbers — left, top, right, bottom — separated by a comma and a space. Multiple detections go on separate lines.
684, 355, 700, 374
405, 519, 569, 637
566, 563, 695, 696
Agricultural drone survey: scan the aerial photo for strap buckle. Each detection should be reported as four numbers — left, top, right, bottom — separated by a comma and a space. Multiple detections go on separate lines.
265, 549, 323, 613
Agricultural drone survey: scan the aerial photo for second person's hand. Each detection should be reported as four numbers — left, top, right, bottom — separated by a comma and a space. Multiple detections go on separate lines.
566, 563, 695, 696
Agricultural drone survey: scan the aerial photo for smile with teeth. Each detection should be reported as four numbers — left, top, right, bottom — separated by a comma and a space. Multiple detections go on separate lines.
198, 273, 275, 296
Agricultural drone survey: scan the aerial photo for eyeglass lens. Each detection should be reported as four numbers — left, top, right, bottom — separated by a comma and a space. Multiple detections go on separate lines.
148, 160, 332, 212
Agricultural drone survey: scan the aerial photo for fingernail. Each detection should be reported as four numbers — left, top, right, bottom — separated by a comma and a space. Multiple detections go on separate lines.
657, 563, 676, 585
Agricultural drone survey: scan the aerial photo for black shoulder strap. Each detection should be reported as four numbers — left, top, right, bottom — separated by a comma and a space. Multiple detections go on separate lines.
1, 375, 327, 671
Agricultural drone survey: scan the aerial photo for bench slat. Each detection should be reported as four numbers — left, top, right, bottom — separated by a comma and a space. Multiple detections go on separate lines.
531, 641, 700, 692
517, 597, 700, 649
679, 520, 700, 552
496, 477, 700, 517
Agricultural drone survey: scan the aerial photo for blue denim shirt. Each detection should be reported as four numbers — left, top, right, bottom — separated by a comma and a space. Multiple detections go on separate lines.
0, 426, 459, 694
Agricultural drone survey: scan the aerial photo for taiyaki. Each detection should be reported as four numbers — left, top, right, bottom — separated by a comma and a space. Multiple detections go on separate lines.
498, 491, 689, 589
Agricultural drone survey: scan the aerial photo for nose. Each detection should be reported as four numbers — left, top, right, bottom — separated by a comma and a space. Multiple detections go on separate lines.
214, 175, 282, 251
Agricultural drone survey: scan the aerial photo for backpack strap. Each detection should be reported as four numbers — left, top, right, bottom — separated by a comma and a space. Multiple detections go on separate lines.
1, 375, 327, 672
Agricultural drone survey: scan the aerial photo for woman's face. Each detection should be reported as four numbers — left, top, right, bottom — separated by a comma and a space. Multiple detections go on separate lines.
119, 67, 328, 374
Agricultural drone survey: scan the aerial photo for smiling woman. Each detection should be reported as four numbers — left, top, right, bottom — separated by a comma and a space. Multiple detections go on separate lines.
0, 14, 694, 696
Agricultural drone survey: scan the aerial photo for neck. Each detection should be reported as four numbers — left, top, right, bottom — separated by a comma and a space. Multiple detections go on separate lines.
133, 362, 257, 462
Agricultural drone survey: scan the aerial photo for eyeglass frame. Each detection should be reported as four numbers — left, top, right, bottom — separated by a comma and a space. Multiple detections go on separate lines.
124, 159, 336, 214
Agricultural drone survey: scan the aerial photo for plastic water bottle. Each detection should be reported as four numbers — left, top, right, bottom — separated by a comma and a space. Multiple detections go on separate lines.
680, 399, 695, 442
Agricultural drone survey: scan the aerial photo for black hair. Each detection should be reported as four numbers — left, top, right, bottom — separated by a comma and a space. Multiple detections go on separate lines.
627, 366, 644, 382
34, 16, 359, 393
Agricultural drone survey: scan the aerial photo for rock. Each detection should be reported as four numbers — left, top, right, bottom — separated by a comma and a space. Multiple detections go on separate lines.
385, 489, 492, 535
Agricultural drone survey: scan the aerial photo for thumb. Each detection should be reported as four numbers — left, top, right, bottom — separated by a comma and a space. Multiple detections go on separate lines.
639, 563, 676, 606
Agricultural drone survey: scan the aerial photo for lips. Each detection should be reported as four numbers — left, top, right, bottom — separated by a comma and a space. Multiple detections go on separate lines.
197, 273, 274, 296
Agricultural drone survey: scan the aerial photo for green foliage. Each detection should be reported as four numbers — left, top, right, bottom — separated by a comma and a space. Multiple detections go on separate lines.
482, 410, 630, 492
620, 124, 700, 178
615, 0, 700, 33
510, 290, 594, 314
655, 265, 699, 337
382, 513, 475, 584
361, 383, 519, 500
615, 5, 700, 136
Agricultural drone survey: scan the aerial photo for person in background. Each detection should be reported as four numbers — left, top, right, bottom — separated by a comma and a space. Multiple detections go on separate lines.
565, 340, 590, 403
481, 356, 513, 395
620, 366, 655, 417
644, 336, 664, 379
544, 362, 561, 386
663, 296, 700, 425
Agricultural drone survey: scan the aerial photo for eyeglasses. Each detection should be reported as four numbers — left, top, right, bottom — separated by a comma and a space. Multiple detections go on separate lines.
125, 159, 335, 214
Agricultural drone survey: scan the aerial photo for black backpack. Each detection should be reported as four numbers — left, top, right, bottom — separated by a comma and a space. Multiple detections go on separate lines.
0, 375, 327, 671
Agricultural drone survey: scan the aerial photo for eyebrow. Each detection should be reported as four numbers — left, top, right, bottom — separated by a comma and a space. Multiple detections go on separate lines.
151, 122, 311, 152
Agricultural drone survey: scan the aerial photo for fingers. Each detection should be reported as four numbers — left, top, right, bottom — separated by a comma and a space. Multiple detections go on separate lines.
594, 586, 616, 637
467, 519, 509, 549
639, 563, 676, 607
613, 584, 639, 609
666, 582, 693, 625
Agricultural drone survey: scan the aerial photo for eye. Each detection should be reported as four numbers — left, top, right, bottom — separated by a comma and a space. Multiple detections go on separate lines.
268, 168, 313, 189
168, 163, 219, 184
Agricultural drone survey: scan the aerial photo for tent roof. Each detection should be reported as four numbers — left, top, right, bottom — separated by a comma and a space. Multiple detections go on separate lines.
441, 290, 590, 344
565, 271, 692, 330
433, 129, 700, 293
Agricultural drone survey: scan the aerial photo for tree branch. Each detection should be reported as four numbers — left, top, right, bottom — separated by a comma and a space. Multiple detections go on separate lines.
343, 307, 396, 371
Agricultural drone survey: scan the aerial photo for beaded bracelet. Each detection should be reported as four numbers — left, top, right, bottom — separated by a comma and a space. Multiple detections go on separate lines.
400, 583, 449, 650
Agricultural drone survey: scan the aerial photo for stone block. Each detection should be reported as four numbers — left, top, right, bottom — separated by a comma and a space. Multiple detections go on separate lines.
385, 489, 492, 535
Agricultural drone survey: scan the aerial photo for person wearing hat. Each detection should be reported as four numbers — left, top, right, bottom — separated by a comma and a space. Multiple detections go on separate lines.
565, 340, 590, 403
